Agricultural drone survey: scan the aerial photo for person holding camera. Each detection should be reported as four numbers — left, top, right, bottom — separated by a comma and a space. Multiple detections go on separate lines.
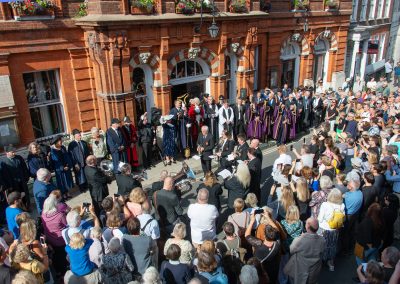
84, 155, 110, 217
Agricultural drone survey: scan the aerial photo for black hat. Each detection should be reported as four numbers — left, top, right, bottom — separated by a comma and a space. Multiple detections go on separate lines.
123, 116, 131, 123
71, 129, 81, 136
4, 145, 16, 152
7, 191, 21, 205
203, 93, 209, 98
111, 118, 120, 125
51, 135, 63, 145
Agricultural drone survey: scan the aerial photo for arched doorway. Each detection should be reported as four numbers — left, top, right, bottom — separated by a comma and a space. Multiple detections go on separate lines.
169, 58, 211, 105
132, 65, 154, 121
225, 53, 238, 104
280, 41, 300, 88
313, 38, 330, 87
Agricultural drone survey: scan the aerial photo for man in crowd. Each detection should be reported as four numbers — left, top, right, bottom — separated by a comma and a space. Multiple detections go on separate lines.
284, 217, 326, 284
33, 168, 56, 215
153, 176, 183, 235
116, 163, 142, 196
1, 145, 30, 209
235, 134, 249, 162
106, 118, 127, 174
247, 148, 262, 200
120, 116, 139, 170
197, 125, 214, 176
218, 99, 234, 137
84, 155, 110, 216
232, 97, 246, 139
68, 129, 90, 192
187, 188, 219, 247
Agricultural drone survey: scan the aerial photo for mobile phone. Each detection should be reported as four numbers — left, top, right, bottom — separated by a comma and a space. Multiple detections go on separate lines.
303, 137, 306, 143
254, 209, 264, 215
83, 202, 91, 212
40, 236, 46, 246
362, 263, 368, 273
296, 159, 301, 162
290, 145, 293, 151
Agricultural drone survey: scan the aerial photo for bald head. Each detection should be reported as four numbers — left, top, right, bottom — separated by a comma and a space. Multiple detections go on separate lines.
86, 155, 97, 167
250, 139, 260, 148
306, 217, 319, 233
163, 176, 174, 191
197, 188, 209, 204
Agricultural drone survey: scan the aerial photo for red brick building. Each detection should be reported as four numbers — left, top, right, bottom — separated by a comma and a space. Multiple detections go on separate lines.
0, 0, 352, 148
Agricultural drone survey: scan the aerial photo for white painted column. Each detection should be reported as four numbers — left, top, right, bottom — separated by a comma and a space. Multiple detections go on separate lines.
360, 39, 369, 80
349, 40, 360, 78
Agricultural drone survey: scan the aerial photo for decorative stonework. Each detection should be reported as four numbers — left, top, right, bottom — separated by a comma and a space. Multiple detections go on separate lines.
139, 52, 151, 64
315, 29, 338, 51
188, 47, 201, 59
231, 42, 240, 53
291, 33, 301, 42
281, 33, 310, 56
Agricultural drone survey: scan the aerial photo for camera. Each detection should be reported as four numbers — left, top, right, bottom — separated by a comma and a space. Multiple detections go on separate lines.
83, 203, 91, 212
254, 209, 264, 215
290, 145, 293, 151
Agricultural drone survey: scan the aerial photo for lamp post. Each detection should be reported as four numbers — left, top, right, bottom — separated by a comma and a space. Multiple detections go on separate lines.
194, 0, 219, 38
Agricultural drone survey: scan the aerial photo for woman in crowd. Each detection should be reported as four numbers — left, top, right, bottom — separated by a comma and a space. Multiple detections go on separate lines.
164, 222, 194, 265
100, 237, 134, 284
317, 188, 345, 272
197, 171, 223, 212
309, 175, 333, 218
142, 266, 162, 284
160, 114, 176, 165
332, 147, 345, 174
227, 198, 250, 239
124, 187, 149, 218
355, 203, 384, 265
356, 260, 385, 284
245, 214, 281, 284
244, 193, 261, 229
27, 142, 50, 179
41, 194, 69, 276
65, 233, 97, 281
11, 243, 49, 284
50, 135, 74, 200
291, 177, 311, 222
268, 185, 295, 221
224, 163, 251, 211
160, 244, 192, 284
194, 251, 228, 283
102, 211, 127, 246
279, 205, 303, 284
89, 127, 108, 165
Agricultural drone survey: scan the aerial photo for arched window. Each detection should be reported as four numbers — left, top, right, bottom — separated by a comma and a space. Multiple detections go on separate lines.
170, 60, 204, 79
281, 43, 297, 57
314, 39, 329, 54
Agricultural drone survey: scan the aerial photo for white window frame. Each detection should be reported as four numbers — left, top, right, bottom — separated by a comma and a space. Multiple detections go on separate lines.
377, 0, 384, 18
360, 0, 368, 20
351, 0, 359, 22
384, 0, 391, 18
369, 0, 377, 19
379, 34, 386, 61
24, 69, 66, 139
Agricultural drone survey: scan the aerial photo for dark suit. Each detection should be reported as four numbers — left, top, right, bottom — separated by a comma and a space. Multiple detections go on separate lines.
254, 147, 263, 163
224, 176, 249, 209
138, 120, 155, 169
84, 165, 109, 216
236, 142, 249, 161
197, 133, 214, 175
311, 97, 323, 126
248, 157, 262, 199
106, 127, 127, 173
1, 155, 30, 207
302, 97, 312, 129
68, 140, 90, 188
232, 103, 246, 138
154, 189, 183, 233
116, 174, 142, 196
217, 139, 235, 171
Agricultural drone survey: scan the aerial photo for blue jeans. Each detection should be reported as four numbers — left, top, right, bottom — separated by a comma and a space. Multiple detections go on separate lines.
355, 246, 380, 266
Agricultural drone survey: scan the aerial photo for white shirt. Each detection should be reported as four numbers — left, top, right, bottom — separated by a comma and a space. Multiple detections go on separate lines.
137, 213, 160, 240
385, 62, 393, 73
187, 203, 219, 244
318, 201, 345, 231
273, 153, 292, 173
300, 153, 314, 168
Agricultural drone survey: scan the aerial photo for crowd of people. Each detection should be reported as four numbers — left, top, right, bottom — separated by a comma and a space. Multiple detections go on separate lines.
1, 75, 400, 284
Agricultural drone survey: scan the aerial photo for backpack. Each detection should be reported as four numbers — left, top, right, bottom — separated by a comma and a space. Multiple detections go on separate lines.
328, 208, 345, 229
200, 267, 228, 284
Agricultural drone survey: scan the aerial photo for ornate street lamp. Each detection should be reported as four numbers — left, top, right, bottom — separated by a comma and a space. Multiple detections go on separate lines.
303, 18, 309, 32
208, 18, 219, 38
194, 0, 219, 38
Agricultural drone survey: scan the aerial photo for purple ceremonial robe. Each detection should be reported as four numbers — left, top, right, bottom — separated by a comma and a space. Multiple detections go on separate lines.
246, 107, 264, 139
272, 107, 290, 144
262, 104, 273, 137
289, 110, 297, 140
